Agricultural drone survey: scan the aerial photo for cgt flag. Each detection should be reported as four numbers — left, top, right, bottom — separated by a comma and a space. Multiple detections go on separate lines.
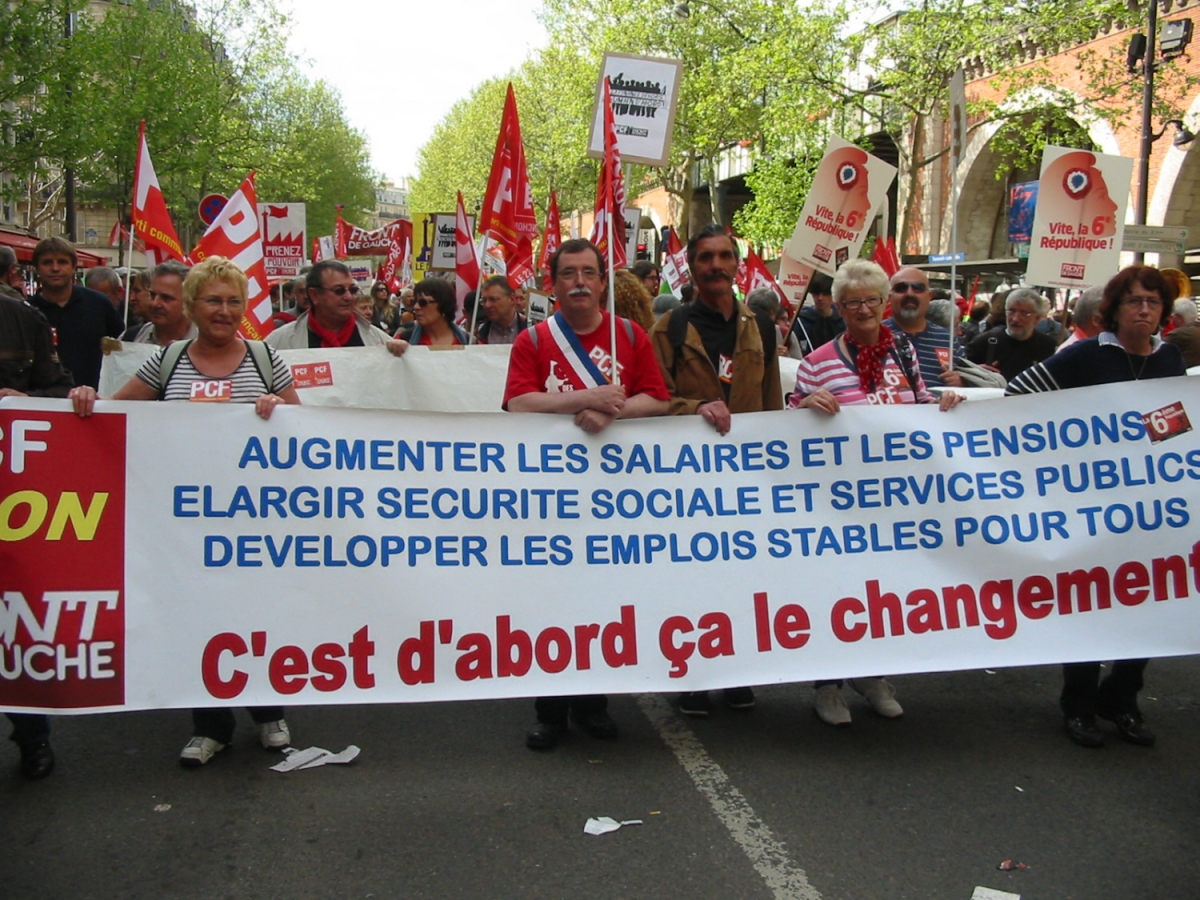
131, 121, 185, 264
455, 191, 481, 319
537, 191, 561, 291
589, 77, 627, 271
191, 172, 274, 340
479, 84, 538, 288
736, 247, 790, 311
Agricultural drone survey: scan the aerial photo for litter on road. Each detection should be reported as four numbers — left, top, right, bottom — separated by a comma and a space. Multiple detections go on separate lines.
270, 745, 361, 773
583, 817, 644, 836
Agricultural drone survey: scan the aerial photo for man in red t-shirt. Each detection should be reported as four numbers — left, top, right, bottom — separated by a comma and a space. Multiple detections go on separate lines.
504, 238, 669, 749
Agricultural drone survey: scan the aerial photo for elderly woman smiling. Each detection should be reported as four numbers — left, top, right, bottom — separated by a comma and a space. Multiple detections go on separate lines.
787, 259, 963, 727
69, 256, 300, 767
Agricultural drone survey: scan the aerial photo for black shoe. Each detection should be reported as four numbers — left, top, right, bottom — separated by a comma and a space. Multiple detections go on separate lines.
526, 721, 567, 750
1109, 712, 1156, 747
679, 691, 712, 717
573, 709, 618, 740
19, 741, 55, 780
724, 686, 756, 709
1064, 716, 1104, 748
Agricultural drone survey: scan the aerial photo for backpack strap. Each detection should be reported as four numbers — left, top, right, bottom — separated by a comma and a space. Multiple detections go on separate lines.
244, 340, 276, 394
157, 339, 193, 397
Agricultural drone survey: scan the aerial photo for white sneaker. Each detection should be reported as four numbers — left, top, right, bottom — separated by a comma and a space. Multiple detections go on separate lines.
180, 736, 226, 767
849, 678, 904, 718
258, 719, 291, 750
813, 685, 852, 726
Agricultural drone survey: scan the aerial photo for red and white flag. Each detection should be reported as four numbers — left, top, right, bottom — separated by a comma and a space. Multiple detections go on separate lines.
589, 77, 627, 272
736, 247, 790, 311
661, 227, 690, 293
131, 121, 185, 264
336, 215, 409, 258
455, 191, 481, 318
378, 220, 413, 294
191, 172, 274, 340
480, 84, 538, 289
537, 191, 561, 291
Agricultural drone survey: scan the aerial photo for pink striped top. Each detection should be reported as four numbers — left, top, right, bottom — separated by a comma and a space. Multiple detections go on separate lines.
787, 336, 936, 407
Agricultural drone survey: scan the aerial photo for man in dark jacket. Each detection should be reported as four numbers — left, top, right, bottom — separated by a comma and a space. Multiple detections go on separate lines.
789, 272, 844, 354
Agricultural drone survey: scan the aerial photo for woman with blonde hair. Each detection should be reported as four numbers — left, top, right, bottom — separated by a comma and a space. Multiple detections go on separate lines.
613, 268, 655, 331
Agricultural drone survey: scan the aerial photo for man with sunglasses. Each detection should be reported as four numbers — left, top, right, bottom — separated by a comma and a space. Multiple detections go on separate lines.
267, 260, 407, 354
883, 267, 964, 388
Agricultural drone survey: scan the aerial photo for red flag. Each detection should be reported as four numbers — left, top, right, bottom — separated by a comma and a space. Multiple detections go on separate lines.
455, 191, 481, 317
537, 191, 561, 291
661, 227, 690, 293
312, 237, 322, 263
886, 237, 901, 274
872, 236, 899, 277
736, 248, 789, 310
191, 172, 274, 340
131, 121, 185, 264
378, 220, 412, 295
480, 84, 538, 288
589, 77, 627, 271
336, 215, 410, 259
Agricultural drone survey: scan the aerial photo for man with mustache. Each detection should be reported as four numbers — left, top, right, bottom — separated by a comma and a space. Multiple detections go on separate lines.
883, 267, 964, 387
649, 223, 782, 718
504, 238, 670, 749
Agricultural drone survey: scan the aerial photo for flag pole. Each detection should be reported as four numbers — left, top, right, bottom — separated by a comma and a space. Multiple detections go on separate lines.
607, 205, 619, 387
468, 234, 489, 345
122, 220, 134, 330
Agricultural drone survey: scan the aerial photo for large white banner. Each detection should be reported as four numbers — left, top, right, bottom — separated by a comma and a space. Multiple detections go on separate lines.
3, 379, 1200, 714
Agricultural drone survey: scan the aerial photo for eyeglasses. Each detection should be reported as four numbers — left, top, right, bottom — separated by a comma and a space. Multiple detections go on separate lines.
320, 284, 360, 297
840, 296, 884, 310
557, 267, 601, 281
1121, 294, 1163, 309
890, 281, 928, 294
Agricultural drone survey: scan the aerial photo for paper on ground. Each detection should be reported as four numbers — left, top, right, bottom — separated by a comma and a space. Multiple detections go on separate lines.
583, 817, 644, 836
972, 888, 1020, 900
270, 745, 360, 772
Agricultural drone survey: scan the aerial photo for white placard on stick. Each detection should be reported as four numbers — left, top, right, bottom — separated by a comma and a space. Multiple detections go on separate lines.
588, 53, 683, 167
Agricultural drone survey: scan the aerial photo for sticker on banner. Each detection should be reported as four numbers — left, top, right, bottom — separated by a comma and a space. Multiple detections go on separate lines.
290, 363, 334, 390
1142, 402, 1191, 443
189, 380, 232, 402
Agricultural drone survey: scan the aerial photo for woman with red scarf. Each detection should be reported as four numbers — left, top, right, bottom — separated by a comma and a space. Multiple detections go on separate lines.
787, 259, 963, 727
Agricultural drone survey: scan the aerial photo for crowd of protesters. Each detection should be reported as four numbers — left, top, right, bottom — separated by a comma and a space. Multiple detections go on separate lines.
1, 228, 1195, 778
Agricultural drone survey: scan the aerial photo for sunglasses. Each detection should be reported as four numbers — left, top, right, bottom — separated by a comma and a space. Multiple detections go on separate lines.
414, 297, 433, 307
322, 284, 360, 297
890, 281, 929, 294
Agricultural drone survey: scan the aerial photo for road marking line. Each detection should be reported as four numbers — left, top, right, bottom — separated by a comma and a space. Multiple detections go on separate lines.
637, 693, 822, 900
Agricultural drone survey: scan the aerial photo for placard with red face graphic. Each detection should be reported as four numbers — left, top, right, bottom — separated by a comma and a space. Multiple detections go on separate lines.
1025, 145, 1132, 290
0, 409, 126, 709
783, 136, 898, 276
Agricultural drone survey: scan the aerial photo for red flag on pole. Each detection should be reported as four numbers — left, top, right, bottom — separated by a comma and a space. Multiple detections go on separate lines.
479, 84, 538, 288
537, 191, 561, 291
131, 121, 185, 264
378, 220, 412, 294
312, 237, 322, 263
872, 236, 900, 277
191, 172, 274, 340
455, 191, 482, 319
589, 77, 627, 271
736, 247, 790, 311
660, 227, 690, 293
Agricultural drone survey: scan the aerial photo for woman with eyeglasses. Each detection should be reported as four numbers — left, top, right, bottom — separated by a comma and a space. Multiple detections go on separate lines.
408, 277, 470, 346
1005, 265, 1184, 750
67, 256, 301, 767
787, 259, 963, 727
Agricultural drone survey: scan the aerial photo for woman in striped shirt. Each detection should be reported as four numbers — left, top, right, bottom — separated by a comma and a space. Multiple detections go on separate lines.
787, 259, 963, 727
69, 256, 300, 768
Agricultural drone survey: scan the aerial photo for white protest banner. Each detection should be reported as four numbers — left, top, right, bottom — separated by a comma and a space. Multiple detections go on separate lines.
258, 203, 307, 281
1025, 145, 1133, 290
3, 379, 1200, 714
784, 136, 898, 276
587, 53, 683, 167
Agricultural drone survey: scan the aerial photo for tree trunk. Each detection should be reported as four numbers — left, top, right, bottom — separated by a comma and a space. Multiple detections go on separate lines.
899, 112, 927, 255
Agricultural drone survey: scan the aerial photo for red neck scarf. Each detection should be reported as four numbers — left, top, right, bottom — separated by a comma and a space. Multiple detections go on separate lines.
844, 324, 895, 394
307, 313, 357, 348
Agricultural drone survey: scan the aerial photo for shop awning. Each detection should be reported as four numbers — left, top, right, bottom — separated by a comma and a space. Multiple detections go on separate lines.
0, 228, 108, 268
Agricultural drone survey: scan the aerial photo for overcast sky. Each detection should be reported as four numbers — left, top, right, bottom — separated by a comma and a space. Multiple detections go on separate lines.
285, 0, 549, 184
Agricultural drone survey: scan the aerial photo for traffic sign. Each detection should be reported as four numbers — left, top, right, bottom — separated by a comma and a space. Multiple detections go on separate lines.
1124, 224, 1189, 242
198, 194, 228, 226
1121, 238, 1185, 253
928, 252, 966, 264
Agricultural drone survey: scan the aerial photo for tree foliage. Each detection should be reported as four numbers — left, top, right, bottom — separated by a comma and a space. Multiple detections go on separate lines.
0, 0, 378, 244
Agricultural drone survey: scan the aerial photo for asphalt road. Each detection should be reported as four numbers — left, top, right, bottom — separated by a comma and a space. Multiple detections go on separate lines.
3, 657, 1200, 900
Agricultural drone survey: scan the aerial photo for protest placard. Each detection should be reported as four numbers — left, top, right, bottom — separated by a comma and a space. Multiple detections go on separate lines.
587, 53, 683, 167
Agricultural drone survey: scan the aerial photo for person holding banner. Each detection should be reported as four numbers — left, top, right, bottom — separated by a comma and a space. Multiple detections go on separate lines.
884, 267, 965, 388
267, 261, 408, 355
504, 238, 669, 749
408, 278, 472, 346
788, 259, 963, 726
67, 256, 302, 765
650, 224, 782, 717
1005, 266, 1185, 747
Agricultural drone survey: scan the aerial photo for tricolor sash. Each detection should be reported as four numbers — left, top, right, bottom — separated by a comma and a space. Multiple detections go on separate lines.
547, 312, 609, 388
